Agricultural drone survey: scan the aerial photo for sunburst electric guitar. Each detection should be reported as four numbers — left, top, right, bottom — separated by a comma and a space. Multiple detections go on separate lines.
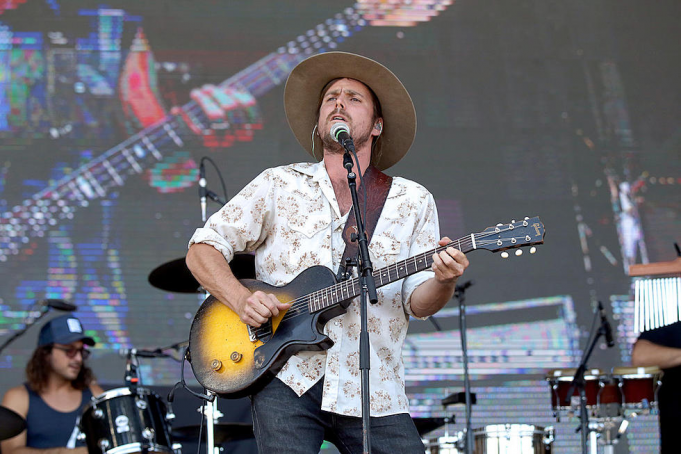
188, 217, 545, 398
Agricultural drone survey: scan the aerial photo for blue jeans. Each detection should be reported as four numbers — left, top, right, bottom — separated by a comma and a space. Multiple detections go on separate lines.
251, 377, 425, 454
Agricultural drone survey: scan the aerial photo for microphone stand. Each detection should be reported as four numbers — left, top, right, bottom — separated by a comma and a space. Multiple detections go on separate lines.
342, 149, 378, 454
565, 305, 610, 454
454, 281, 474, 454
0, 306, 50, 354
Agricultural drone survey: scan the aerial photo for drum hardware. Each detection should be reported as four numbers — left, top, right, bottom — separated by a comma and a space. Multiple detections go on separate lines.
0, 405, 26, 441
587, 417, 630, 454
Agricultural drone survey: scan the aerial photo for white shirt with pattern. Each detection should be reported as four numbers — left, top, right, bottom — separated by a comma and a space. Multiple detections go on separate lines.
189, 161, 439, 417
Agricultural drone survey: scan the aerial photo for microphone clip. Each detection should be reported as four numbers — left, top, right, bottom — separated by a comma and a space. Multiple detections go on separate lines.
343, 151, 354, 171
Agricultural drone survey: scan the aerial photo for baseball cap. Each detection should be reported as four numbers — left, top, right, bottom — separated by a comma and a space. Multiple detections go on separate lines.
38, 315, 96, 347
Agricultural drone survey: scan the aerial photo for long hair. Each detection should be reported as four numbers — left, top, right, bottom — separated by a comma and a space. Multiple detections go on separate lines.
25, 345, 94, 393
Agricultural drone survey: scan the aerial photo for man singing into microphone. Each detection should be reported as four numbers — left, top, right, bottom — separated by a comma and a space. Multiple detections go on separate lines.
1, 315, 103, 454
186, 52, 470, 453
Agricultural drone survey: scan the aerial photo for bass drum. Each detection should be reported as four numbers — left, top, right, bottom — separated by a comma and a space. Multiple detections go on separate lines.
80, 387, 174, 454
473, 424, 554, 454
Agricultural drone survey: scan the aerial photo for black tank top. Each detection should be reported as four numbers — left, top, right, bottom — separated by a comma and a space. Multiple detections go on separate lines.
24, 383, 93, 448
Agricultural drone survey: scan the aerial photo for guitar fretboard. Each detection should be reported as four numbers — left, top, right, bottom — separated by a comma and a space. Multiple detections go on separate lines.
308, 237, 477, 313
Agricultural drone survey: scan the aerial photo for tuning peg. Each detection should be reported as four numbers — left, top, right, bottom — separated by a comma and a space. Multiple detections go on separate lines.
501, 252, 509, 259
530, 247, 537, 254
515, 249, 523, 256
497, 223, 503, 227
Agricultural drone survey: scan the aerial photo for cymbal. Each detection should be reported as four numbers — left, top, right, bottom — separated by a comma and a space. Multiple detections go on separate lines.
171, 422, 254, 444
0, 406, 26, 441
148, 254, 255, 293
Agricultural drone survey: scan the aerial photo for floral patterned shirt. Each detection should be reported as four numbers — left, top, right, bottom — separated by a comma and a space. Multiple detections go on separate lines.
189, 161, 439, 417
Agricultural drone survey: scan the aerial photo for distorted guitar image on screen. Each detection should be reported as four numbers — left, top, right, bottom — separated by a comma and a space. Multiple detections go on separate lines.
0, 1, 678, 453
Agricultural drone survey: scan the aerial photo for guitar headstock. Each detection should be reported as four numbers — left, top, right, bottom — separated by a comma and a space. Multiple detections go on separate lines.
355, 0, 453, 27
476, 216, 545, 254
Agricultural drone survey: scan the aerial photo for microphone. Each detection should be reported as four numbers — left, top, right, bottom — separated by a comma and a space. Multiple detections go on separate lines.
598, 301, 615, 348
40, 299, 77, 312
119, 348, 165, 358
330, 122, 355, 153
199, 160, 207, 222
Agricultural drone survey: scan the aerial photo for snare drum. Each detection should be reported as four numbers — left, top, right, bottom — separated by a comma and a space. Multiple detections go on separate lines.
473, 424, 554, 454
612, 366, 662, 411
80, 387, 174, 454
546, 368, 602, 411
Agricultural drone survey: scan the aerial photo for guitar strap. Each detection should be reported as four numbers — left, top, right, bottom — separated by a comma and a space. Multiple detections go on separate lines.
336, 165, 393, 281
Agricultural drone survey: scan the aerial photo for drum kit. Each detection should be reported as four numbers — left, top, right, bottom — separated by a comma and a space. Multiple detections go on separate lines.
421, 364, 661, 454
421, 396, 554, 454
546, 366, 662, 452
72, 255, 257, 454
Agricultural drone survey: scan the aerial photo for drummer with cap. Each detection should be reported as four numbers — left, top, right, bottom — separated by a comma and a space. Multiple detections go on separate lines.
186, 51, 470, 453
1, 315, 103, 454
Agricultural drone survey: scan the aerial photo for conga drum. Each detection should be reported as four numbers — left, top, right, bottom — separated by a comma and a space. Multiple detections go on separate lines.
612, 366, 662, 413
546, 368, 602, 416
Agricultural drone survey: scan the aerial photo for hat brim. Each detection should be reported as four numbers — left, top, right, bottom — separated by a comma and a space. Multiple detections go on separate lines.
53, 333, 96, 347
284, 52, 416, 171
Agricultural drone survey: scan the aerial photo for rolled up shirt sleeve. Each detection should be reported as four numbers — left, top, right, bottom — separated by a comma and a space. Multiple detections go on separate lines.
402, 191, 440, 320
188, 168, 273, 262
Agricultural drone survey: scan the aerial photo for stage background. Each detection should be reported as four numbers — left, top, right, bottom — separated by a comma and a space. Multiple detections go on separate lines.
0, 1, 679, 452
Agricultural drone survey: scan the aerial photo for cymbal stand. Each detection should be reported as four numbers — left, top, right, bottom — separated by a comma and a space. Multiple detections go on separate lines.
0, 303, 50, 354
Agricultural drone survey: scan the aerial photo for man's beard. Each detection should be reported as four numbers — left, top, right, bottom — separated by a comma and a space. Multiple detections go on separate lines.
320, 124, 372, 155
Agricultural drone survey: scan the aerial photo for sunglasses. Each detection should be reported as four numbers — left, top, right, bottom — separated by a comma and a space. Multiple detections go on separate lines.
52, 345, 91, 360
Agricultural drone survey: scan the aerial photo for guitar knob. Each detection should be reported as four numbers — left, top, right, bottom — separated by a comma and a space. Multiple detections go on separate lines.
211, 359, 223, 371
230, 352, 243, 363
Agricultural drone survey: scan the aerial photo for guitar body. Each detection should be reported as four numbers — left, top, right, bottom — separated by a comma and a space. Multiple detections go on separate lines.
188, 265, 345, 398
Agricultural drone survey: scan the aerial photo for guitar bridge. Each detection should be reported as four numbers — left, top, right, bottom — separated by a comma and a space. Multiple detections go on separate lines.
247, 320, 273, 343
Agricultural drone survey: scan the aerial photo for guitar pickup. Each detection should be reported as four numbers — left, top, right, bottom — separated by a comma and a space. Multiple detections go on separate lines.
247, 320, 273, 343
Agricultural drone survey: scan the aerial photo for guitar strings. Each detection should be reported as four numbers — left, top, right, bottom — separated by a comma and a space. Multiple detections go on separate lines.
273, 227, 530, 325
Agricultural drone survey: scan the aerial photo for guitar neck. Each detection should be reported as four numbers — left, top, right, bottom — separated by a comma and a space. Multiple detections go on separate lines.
308, 236, 477, 313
